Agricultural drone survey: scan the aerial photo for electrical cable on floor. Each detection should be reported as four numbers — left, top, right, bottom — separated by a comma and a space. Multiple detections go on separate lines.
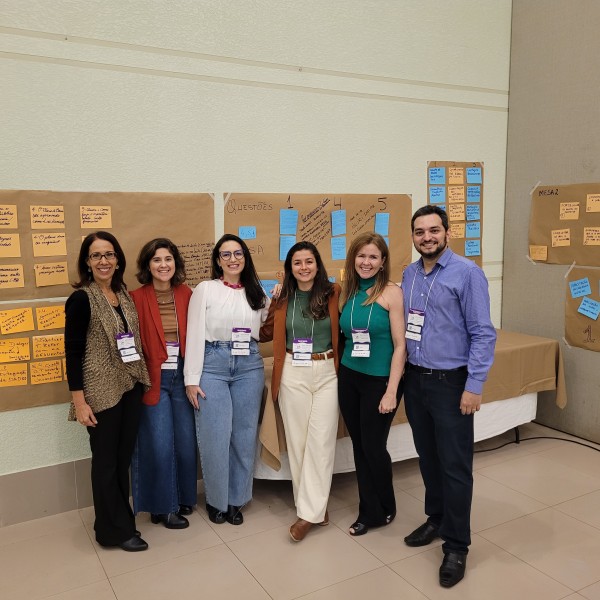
475, 435, 600, 454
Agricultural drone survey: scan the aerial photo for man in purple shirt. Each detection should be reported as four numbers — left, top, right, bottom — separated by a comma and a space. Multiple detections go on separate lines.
401, 205, 496, 588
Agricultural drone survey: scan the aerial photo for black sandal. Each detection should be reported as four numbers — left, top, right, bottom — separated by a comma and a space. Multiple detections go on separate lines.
349, 521, 369, 536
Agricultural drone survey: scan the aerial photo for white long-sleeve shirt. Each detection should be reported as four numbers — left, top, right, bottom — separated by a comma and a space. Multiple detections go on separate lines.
183, 279, 270, 386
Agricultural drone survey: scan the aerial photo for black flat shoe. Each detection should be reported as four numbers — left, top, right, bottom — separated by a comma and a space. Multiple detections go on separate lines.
151, 512, 189, 529
206, 503, 226, 524
385, 511, 396, 525
349, 521, 369, 536
439, 552, 467, 587
119, 535, 149, 552
226, 505, 243, 525
404, 521, 440, 547
178, 504, 193, 516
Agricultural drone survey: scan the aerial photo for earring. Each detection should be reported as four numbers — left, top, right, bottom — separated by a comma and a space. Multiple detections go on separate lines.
87, 267, 91, 273
115, 265, 119, 270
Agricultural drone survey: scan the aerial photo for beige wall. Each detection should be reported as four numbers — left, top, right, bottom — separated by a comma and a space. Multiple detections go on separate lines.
0, 1, 511, 488
503, 0, 599, 442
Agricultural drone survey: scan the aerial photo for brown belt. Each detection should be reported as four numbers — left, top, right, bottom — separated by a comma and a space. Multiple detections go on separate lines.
286, 349, 334, 361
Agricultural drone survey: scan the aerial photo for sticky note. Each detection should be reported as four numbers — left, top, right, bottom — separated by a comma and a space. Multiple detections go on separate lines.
578, 297, 600, 321
34, 262, 69, 287
0, 233, 21, 257
0, 265, 25, 289
374, 213, 390, 236
331, 237, 347, 261
466, 204, 480, 221
238, 226, 256, 240
448, 203, 465, 221
429, 167, 446, 185
569, 277, 592, 299
36, 306, 65, 331
260, 279, 279, 299
429, 186, 446, 203
551, 229, 570, 247
328, 276, 336, 283
280, 210, 298, 235
384, 237, 390, 247
583, 227, 600, 246
448, 186, 465, 203
448, 167, 464, 184
438, 204, 446, 212
449, 223, 465, 239
467, 186, 481, 202
586, 194, 600, 213
32, 334, 65, 359
279, 236, 296, 261
30, 359, 63, 385
0, 307, 35, 334
465, 240, 481, 257
0, 205, 18, 229
529, 245, 548, 261
0, 338, 31, 363
30, 205, 65, 229
0, 363, 28, 387
466, 222, 481, 238
559, 202, 580, 220
331, 210, 347, 236
80, 206, 112, 229
32, 232, 67, 257
466, 167, 482, 184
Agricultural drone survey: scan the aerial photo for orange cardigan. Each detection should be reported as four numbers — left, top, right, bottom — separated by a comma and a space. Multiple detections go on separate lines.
260, 283, 341, 402
130, 284, 192, 405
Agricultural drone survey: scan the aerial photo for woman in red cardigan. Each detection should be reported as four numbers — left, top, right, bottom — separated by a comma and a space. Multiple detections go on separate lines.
260, 241, 341, 542
130, 238, 197, 529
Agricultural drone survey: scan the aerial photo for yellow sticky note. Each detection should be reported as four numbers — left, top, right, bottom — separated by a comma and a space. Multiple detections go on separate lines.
32, 232, 67, 257
0, 233, 21, 257
32, 334, 65, 359
448, 186, 465, 203
0, 205, 18, 229
529, 245, 548, 261
551, 229, 570, 247
449, 222, 466, 238
559, 202, 580, 220
586, 194, 600, 212
448, 203, 465, 221
0, 265, 25, 289
340, 268, 345, 282
34, 262, 69, 287
36, 306, 65, 331
30, 205, 65, 229
583, 227, 600, 246
0, 338, 31, 363
448, 167, 464, 185
0, 363, 28, 387
81, 206, 112, 229
30, 359, 63, 385
0, 307, 35, 334
62, 357, 67, 380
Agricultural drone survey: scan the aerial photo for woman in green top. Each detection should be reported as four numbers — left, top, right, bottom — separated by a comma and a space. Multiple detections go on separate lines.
338, 231, 406, 536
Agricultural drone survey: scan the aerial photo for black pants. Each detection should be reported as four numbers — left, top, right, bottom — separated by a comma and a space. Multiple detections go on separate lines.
404, 365, 473, 554
338, 364, 401, 526
88, 383, 143, 546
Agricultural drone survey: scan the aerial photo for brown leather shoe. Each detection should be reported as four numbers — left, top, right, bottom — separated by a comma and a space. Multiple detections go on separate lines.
318, 510, 329, 526
289, 519, 313, 542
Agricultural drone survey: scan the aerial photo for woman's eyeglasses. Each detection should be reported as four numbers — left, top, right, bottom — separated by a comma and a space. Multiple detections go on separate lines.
219, 250, 244, 261
89, 251, 118, 262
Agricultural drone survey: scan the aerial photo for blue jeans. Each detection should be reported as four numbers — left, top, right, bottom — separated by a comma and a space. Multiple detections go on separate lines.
132, 358, 198, 515
195, 340, 264, 512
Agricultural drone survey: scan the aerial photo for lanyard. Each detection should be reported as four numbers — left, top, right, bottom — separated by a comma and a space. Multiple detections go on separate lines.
292, 291, 315, 341
350, 293, 375, 331
408, 262, 442, 313
102, 291, 132, 333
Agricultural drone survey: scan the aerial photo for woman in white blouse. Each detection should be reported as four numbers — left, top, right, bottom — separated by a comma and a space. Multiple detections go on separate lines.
185, 234, 269, 525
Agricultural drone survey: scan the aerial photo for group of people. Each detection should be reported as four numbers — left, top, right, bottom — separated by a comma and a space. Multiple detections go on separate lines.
65, 204, 496, 589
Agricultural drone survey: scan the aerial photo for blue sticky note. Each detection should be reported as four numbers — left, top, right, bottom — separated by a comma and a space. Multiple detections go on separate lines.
328, 276, 336, 283
578, 297, 600, 320
280, 209, 298, 235
466, 204, 480, 221
238, 226, 256, 240
429, 167, 446, 185
466, 167, 482, 184
569, 277, 592, 299
467, 186, 481, 202
374, 212, 390, 236
438, 204, 446, 212
279, 236, 296, 261
331, 237, 346, 261
260, 279, 279, 299
429, 186, 446, 204
466, 222, 481, 238
384, 237, 390, 247
331, 210, 347, 236
465, 240, 481, 257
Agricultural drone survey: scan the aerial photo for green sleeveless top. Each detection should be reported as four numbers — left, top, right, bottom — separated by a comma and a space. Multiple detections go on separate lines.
340, 276, 393, 376
285, 289, 332, 353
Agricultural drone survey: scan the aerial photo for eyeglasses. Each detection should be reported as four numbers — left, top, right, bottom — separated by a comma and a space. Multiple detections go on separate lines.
219, 250, 244, 261
89, 251, 118, 262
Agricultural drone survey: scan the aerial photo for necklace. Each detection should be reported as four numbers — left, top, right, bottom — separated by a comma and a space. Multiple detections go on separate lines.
101, 288, 118, 306
220, 277, 244, 290
155, 287, 174, 305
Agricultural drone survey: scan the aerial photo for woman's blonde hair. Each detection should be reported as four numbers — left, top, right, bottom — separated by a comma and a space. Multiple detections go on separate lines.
339, 231, 390, 309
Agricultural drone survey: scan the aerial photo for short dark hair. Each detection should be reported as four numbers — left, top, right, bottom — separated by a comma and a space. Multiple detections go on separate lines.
411, 205, 449, 231
73, 231, 126, 291
211, 234, 267, 311
136, 238, 186, 285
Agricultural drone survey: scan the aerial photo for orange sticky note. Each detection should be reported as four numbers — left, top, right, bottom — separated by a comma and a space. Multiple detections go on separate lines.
448, 167, 464, 185
0, 338, 31, 363
586, 194, 600, 213
0, 307, 35, 334
448, 186, 465, 203
32, 334, 65, 359
551, 229, 570, 247
80, 206, 112, 229
32, 232, 67, 257
559, 202, 579, 220
583, 227, 600, 246
36, 306, 65, 331
0, 363, 28, 387
449, 222, 466, 238
448, 203, 465, 221
0, 265, 25, 289
0, 205, 18, 229
30, 360, 63, 385
34, 262, 69, 287
0, 233, 21, 257
30, 205, 65, 229
529, 245, 548, 261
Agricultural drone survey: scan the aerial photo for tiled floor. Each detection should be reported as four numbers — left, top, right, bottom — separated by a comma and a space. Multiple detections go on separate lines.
2, 422, 600, 600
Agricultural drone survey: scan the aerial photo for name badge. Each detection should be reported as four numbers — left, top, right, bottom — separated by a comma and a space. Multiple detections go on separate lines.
231, 327, 251, 355
406, 308, 425, 341
116, 332, 141, 363
292, 337, 313, 366
351, 328, 370, 343
161, 341, 180, 370
351, 342, 371, 358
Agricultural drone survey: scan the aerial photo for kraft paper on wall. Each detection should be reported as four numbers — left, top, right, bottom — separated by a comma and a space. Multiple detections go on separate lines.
565, 266, 600, 352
